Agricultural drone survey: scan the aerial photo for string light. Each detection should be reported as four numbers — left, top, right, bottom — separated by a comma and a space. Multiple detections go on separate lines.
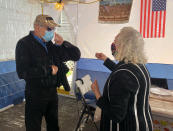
54, 1, 64, 11
41, 0, 100, 5
69, 0, 100, 4
40, 0, 100, 13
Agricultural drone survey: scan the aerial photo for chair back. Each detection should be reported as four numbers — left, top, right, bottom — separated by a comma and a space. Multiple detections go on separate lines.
75, 78, 87, 105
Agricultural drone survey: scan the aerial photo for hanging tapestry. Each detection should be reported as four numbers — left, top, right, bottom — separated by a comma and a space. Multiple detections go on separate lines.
98, 0, 133, 24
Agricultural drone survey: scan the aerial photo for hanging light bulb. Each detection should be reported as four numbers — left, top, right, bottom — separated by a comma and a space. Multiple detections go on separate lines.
54, 0, 64, 11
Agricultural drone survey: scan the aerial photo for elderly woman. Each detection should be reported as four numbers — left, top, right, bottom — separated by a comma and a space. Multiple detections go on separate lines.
91, 27, 153, 131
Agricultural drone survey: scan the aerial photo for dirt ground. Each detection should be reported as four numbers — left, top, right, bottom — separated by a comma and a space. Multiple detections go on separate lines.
0, 95, 99, 131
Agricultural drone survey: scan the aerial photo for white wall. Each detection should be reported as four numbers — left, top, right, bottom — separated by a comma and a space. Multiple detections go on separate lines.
65, 0, 173, 64
0, 0, 172, 64
0, 0, 41, 61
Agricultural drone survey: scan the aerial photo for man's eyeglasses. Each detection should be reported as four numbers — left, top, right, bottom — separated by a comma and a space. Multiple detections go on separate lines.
47, 27, 55, 31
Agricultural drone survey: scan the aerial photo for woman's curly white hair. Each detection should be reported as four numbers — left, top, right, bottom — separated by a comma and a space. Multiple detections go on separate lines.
115, 27, 147, 64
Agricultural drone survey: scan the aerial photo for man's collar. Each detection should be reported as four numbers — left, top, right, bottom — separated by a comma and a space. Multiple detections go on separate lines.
30, 31, 45, 44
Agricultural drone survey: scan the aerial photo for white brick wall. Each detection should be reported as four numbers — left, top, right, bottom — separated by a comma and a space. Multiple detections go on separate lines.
0, 0, 41, 60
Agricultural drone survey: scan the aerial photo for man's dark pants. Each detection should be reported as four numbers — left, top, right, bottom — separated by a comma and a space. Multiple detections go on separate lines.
25, 87, 59, 131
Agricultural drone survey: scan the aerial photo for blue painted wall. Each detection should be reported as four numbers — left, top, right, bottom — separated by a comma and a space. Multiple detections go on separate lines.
77, 58, 173, 90
1, 58, 173, 110
0, 60, 25, 110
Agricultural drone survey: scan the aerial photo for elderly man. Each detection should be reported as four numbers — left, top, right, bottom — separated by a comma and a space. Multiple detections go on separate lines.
15, 14, 81, 131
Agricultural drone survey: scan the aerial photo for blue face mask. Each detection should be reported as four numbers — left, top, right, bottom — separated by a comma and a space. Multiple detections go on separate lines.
42, 30, 54, 42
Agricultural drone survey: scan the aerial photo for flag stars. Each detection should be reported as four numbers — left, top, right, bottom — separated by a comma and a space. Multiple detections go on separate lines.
152, 0, 166, 11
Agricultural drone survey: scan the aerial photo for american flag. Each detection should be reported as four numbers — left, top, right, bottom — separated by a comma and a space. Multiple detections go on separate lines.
140, 0, 167, 38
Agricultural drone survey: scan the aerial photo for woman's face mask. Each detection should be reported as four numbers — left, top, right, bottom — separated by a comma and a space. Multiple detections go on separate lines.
111, 34, 120, 56
42, 30, 54, 42
111, 43, 117, 56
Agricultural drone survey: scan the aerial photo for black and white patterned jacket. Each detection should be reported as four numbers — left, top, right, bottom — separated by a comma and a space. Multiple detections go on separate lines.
97, 58, 153, 131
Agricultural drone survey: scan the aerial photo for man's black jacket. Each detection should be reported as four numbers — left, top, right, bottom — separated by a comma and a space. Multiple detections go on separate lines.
15, 32, 81, 90
56, 62, 70, 91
